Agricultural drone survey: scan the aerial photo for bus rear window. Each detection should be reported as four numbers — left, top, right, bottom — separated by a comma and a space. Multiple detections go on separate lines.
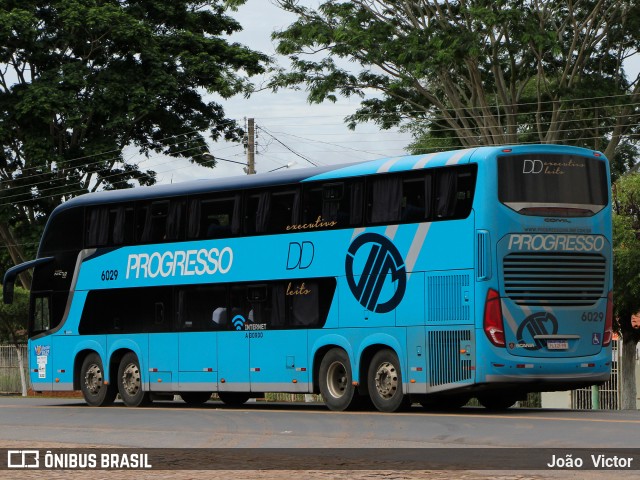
498, 154, 608, 216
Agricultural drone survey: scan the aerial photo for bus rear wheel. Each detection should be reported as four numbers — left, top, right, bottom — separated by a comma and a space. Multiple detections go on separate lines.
319, 348, 356, 411
80, 353, 117, 407
367, 349, 408, 413
218, 392, 250, 406
117, 353, 151, 407
477, 392, 518, 410
180, 392, 212, 405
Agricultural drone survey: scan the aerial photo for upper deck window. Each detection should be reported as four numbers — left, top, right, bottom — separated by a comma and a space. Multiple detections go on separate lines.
498, 154, 608, 216
366, 165, 476, 225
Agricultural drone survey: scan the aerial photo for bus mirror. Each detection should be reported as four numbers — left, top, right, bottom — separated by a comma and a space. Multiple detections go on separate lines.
3, 281, 14, 305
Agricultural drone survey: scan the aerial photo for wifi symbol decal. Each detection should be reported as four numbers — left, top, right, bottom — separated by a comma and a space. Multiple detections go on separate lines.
232, 315, 246, 331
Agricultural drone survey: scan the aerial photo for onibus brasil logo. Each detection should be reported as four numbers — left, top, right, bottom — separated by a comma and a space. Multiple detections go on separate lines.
345, 233, 407, 313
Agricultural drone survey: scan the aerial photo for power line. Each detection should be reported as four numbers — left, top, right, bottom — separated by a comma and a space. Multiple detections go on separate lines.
257, 126, 320, 167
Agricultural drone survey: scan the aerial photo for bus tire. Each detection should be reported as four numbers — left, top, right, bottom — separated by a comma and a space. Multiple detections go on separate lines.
180, 392, 212, 405
319, 348, 356, 411
477, 392, 518, 410
367, 349, 408, 413
117, 352, 151, 407
80, 353, 117, 407
218, 392, 250, 406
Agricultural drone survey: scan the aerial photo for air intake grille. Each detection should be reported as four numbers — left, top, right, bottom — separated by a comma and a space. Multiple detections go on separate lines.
428, 330, 472, 387
503, 253, 606, 306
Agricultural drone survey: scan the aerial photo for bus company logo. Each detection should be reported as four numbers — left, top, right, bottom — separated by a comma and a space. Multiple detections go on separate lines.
345, 233, 407, 314
516, 312, 559, 351
126, 247, 233, 279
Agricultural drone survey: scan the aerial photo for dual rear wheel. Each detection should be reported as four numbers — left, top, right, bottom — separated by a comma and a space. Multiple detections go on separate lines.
80, 352, 150, 407
319, 348, 407, 413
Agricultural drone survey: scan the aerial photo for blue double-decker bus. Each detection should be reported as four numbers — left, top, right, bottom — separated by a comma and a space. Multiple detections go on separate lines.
4, 144, 613, 412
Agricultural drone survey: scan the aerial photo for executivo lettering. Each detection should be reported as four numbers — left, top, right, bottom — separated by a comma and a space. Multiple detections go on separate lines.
508, 234, 605, 252
126, 247, 233, 279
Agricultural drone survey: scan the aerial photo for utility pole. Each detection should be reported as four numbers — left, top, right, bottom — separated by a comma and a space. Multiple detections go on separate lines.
246, 117, 256, 175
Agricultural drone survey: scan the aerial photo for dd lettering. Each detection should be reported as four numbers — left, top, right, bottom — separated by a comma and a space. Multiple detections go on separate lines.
287, 242, 314, 270
523, 159, 543, 174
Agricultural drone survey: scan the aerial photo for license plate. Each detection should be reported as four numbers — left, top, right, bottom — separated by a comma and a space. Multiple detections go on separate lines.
547, 340, 569, 350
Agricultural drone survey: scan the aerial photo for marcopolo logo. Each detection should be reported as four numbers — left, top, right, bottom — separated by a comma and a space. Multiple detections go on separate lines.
516, 312, 559, 351
345, 233, 406, 314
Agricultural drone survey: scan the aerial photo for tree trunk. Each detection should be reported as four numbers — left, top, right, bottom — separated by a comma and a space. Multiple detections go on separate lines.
9, 329, 28, 397
14, 343, 27, 397
620, 335, 637, 410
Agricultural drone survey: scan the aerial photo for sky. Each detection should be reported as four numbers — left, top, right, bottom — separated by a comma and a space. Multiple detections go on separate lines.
139, 1, 414, 185
139, 0, 640, 185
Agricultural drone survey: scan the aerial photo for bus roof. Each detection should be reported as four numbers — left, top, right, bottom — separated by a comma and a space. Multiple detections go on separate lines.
54, 144, 604, 213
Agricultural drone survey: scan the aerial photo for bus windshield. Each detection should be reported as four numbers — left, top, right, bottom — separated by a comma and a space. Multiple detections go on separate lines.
498, 154, 608, 216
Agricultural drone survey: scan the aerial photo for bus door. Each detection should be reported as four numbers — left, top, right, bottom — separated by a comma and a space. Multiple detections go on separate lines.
217, 285, 251, 392
147, 298, 177, 391
248, 282, 314, 393
29, 293, 55, 391
176, 286, 221, 391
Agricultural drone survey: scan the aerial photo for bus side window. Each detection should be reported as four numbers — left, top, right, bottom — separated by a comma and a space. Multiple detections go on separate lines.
187, 195, 241, 240
401, 174, 430, 222
111, 206, 135, 245
368, 176, 402, 224
178, 286, 227, 331
32, 295, 51, 333
435, 166, 476, 220
137, 200, 184, 243
247, 188, 300, 234
86, 207, 109, 247
268, 189, 299, 233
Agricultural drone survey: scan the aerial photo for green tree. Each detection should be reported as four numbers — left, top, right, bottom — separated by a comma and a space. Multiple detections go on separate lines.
272, 0, 639, 161
0, 0, 268, 283
613, 173, 640, 409
0, 287, 29, 395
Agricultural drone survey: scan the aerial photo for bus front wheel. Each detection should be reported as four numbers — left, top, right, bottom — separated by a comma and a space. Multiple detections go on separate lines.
80, 353, 117, 407
218, 392, 250, 406
319, 348, 356, 411
180, 392, 212, 405
117, 353, 151, 407
367, 349, 408, 413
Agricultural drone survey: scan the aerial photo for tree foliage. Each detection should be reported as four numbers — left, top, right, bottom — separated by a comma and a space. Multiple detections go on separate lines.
0, 0, 268, 280
0, 286, 29, 344
613, 173, 640, 344
273, 0, 640, 163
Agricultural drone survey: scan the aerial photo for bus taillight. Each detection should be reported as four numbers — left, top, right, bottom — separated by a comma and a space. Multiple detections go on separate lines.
604, 291, 613, 347
484, 288, 505, 347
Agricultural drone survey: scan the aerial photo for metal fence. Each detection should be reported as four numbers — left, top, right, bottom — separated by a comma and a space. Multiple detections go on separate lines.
0, 344, 29, 394
571, 338, 620, 410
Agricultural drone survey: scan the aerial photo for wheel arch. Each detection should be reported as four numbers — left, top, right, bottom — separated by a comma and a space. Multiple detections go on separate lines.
310, 335, 354, 394
357, 335, 404, 395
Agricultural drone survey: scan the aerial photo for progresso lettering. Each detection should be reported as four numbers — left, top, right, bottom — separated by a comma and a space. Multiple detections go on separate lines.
126, 247, 233, 279
508, 234, 605, 252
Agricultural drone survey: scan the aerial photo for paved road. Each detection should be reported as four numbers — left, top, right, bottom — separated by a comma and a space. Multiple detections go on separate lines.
1, 396, 639, 448
1, 397, 639, 479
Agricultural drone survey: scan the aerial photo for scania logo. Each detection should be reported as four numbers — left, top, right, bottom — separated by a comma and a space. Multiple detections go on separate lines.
516, 312, 558, 350
345, 233, 406, 313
